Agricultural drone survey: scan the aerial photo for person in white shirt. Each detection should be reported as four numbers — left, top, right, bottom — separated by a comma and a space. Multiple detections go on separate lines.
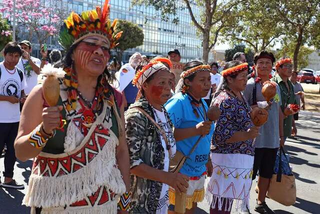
204, 62, 222, 106
0, 42, 27, 189
16, 40, 47, 95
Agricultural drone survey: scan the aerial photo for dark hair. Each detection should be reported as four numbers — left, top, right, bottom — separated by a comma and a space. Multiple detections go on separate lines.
175, 60, 204, 93
183, 60, 203, 81
3, 42, 22, 56
233, 52, 245, 60
210, 61, 219, 69
49, 49, 62, 64
63, 41, 110, 79
214, 60, 242, 97
254, 51, 275, 64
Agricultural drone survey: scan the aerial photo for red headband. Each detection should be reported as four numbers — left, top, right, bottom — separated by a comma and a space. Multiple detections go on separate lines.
275, 58, 292, 70
221, 63, 248, 78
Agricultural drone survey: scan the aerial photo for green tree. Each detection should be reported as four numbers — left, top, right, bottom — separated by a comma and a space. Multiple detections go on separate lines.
275, 43, 314, 71
224, 45, 254, 64
0, 15, 12, 51
269, 0, 320, 72
132, 0, 242, 63
221, 0, 283, 53
114, 20, 144, 61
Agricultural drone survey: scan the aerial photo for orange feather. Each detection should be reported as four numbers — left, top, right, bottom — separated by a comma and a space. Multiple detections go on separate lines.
100, 0, 110, 25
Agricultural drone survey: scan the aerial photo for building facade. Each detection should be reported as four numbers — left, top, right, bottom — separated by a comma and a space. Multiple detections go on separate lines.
306, 50, 320, 71
2, 0, 205, 62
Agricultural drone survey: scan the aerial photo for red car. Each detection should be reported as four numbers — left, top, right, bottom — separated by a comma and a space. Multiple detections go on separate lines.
315, 71, 320, 83
297, 71, 316, 84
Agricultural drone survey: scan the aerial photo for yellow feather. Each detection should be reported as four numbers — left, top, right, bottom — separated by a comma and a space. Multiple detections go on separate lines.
81, 11, 89, 21
111, 19, 118, 28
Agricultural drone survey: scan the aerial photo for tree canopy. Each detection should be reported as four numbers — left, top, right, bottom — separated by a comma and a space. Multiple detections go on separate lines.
0, 15, 12, 51
114, 20, 144, 60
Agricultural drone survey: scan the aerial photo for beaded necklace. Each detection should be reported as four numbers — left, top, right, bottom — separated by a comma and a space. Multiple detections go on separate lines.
187, 93, 207, 120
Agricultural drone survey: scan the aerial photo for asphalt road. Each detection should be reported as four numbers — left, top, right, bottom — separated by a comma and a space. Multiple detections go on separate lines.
0, 111, 319, 214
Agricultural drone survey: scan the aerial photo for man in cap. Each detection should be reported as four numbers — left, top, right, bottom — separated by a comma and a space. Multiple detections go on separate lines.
16, 40, 47, 95
168, 49, 184, 86
243, 51, 284, 214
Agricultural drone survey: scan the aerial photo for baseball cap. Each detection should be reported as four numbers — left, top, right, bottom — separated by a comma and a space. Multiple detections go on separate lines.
168, 49, 180, 56
19, 40, 32, 48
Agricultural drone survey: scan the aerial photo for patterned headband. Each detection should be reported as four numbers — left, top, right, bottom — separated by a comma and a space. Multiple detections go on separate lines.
133, 58, 173, 88
180, 65, 211, 79
275, 58, 292, 70
221, 63, 248, 78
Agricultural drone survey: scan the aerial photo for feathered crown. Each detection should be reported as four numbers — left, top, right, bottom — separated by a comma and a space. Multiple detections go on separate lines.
59, 0, 122, 50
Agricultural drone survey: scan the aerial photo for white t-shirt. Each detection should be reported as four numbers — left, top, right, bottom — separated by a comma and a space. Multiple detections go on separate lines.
0, 62, 27, 122
204, 73, 222, 100
16, 56, 41, 94
153, 108, 176, 214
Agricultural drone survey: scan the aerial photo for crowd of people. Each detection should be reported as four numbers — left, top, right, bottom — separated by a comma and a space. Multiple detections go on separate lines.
0, 1, 305, 214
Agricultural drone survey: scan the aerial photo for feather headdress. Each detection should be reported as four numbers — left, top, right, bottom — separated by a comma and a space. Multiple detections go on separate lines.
58, 0, 122, 50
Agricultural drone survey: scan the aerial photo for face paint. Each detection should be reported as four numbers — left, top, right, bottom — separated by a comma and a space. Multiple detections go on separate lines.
151, 85, 164, 98
75, 49, 92, 69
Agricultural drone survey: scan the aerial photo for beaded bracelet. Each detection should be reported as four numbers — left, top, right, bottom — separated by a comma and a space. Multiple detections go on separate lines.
117, 191, 132, 211
29, 124, 52, 149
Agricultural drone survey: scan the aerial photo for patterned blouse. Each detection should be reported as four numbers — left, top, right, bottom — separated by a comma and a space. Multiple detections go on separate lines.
125, 97, 175, 213
211, 90, 255, 156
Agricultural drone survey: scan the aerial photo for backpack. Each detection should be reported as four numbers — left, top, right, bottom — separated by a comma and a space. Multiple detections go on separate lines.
0, 67, 24, 82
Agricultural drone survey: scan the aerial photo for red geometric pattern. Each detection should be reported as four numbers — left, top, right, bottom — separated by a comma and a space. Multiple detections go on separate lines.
32, 124, 110, 177
70, 186, 116, 207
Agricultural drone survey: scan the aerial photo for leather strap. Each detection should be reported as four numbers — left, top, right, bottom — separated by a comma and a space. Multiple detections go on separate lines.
133, 107, 172, 157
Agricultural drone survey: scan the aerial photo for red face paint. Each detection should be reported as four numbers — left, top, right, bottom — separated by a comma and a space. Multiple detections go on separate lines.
76, 50, 92, 69
151, 85, 164, 98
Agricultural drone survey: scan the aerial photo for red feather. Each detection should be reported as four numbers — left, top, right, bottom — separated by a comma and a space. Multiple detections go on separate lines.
100, 0, 110, 26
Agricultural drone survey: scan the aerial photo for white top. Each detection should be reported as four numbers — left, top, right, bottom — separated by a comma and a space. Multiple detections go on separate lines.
153, 108, 176, 214
16, 57, 41, 94
204, 73, 222, 100
115, 63, 135, 92
0, 62, 27, 122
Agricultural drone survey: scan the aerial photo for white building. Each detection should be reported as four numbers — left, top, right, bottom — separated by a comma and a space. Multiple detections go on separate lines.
307, 50, 320, 71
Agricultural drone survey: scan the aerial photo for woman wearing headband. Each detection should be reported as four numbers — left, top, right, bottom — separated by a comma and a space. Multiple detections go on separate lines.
14, 1, 130, 213
165, 60, 214, 214
206, 61, 259, 214
126, 58, 189, 213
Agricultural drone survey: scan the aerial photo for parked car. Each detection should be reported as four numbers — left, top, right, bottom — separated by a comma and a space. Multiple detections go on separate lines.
315, 71, 320, 83
297, 71, 316, 84
301, 68, 315, 74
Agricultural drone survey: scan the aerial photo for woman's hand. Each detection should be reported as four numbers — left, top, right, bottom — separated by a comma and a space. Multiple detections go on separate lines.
166, 173, 189, 194
246, 126, 260, 140
196, 121, 212, 136
42, 106, 63, 134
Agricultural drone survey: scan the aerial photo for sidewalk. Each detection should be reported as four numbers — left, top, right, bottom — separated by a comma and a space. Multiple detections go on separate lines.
0, 111, 319, 213
198, 111, 320, 214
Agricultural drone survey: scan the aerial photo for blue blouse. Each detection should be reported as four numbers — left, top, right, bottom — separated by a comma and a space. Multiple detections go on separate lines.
165, 92, 214, 177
